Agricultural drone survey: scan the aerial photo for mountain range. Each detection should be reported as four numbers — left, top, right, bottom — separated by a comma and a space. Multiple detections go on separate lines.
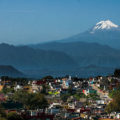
31, 41, 120, 68
0, 20, 120, 77
28, 20, 120, 77
0, 43, 77, 69
31, 20, 120, 67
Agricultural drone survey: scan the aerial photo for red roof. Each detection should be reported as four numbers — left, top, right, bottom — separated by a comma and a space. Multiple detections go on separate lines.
80, 107, 90, 113
36, 81, 46, 85
0, 94, 6, 101
67, 109, 75, 113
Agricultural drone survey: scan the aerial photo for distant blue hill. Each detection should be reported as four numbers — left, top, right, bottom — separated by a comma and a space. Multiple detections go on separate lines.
0, 43, 77, 71
29, 20, 120, 77
0, 65, 24, 77
31, 41, 120, 68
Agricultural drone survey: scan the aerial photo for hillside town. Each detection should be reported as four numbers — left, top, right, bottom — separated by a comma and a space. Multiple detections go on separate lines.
0, 69, 120, 120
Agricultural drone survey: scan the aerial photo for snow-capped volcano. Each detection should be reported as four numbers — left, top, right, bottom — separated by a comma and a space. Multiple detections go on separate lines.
91, 20, 119, 33
58, 19, 120, 49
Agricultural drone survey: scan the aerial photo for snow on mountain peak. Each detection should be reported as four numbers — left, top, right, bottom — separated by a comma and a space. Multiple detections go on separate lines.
90, 20, 119, 33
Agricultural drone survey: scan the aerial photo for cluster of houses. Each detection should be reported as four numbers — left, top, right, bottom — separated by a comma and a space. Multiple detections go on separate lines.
0, 75, 120, 120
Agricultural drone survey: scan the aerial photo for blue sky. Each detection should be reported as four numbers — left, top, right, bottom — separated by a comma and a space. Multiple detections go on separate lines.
0, 0, 120, 44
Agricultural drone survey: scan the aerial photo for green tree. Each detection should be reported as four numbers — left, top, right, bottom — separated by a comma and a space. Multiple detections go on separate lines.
25, 93, 48, 109
88, 93, 100, 100
12, 90, 29, 108
109, 90, 120, 98
7, 112, 24, 120
61, 93, 71, 102
74, 93, 86, 101
2, 87, 14, 94
43, 75, 53, 80
0, 117, 7, 120
106, 90, 120, 113
12, 90, 48, 110
41, 85, 47, 94
114, 69, 120, 77
0, 105, 7, 120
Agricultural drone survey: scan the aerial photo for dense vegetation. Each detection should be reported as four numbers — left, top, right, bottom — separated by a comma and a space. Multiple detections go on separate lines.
106, 90, 120, 113
12, 90, 48, 109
